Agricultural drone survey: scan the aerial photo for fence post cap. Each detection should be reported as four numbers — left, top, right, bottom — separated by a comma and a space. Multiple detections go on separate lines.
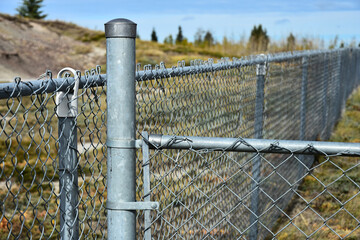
105, 18, 137, 38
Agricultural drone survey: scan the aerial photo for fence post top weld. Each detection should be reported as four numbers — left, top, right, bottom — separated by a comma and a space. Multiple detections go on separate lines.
104, 18, 137, 38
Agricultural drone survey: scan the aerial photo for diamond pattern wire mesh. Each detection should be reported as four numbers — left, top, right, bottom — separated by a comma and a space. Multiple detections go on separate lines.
135, 49, 360, 239
0, 68, 107, 239
141, 137, 360, 239
0, 48, 359, 239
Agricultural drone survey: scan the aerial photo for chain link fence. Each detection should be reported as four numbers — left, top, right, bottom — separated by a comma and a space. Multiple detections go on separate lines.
0, 69, 107, 239
135, 48, 360, 239
0, 20, 360, 240
139, 134, 360, 239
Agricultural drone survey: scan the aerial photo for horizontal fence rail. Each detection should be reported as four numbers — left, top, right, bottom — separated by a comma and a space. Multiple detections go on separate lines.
0, 70, 106, 99
147, 134, 360, 156
140, 133, 360, 239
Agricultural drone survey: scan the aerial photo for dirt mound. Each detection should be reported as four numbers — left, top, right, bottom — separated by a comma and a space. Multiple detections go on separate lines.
0, 13, 106, 82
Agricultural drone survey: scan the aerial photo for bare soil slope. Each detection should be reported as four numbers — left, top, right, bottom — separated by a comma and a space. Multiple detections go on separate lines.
0, 14, 106, 81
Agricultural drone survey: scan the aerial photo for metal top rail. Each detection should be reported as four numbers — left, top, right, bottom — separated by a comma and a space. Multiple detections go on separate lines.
0, 72, 106, 99
136, 49, 343, 80
0, 48, 352, 99
147, 134, 360, 156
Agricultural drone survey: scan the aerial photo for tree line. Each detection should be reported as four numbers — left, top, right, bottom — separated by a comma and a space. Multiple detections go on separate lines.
15, 0, 360, 52
152, 26, 186, 45
150, 24, 299, 52
149, 23, 359, 53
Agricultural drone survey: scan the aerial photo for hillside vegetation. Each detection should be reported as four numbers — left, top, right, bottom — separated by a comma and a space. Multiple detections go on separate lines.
0, 13, 106, 81
0, 13, 233, 81
0, 13, 324, 81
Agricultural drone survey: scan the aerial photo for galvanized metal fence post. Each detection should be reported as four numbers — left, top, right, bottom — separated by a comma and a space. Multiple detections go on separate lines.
339, 50, 346, 114
322, 53, 329, 139
58, 118, 79, 240
300, 56, 308, 141
297, 56, 309, 184
56, 68, 80, 240
350, 49, 356, 93
343, 49, 350, 105
105, 18, 137, 239
352, 49, 358, 90
142, 131, 151, 240
250, 57, 266, 240
335, 51, 342, 121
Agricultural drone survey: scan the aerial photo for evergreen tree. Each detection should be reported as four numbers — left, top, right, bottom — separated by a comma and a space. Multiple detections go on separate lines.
16, 0, 47, 19
151, 28, 158, 42
176, 26, 183, 44
248, 25, 269, 52
204, 31, 215, 47
286, 33, 296, 51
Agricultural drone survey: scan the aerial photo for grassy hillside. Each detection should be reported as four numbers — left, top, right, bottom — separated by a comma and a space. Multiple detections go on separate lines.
0, 13, 324, 80
0, 13, 240, 80
32, 18, 236, 66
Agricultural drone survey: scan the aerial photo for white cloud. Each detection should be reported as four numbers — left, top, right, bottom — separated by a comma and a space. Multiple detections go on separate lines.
275, 19, 291, 25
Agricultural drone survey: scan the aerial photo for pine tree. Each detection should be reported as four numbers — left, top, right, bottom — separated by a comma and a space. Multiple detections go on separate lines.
151, 28, 158, 42
204, 31, 215, 47
249, 25, 269, 52
176, 26, 183, 44
16, 0, 47, 19
286, 33, 296, 51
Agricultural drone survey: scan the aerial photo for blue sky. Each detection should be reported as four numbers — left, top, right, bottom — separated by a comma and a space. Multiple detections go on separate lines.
1, 0, 360, 46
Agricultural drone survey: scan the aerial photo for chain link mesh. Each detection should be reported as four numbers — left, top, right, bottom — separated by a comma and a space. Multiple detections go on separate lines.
0, 68, 107, 239
141, 136, 360, 239
136, 49, 360, 239
0, 48, 359, 239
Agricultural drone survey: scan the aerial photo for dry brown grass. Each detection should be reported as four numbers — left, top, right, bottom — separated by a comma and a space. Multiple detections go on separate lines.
273, 87, 360, 239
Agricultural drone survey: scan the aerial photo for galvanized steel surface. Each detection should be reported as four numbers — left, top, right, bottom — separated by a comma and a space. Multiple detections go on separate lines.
105, 20, 137, 239
147, 134, 360, 156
